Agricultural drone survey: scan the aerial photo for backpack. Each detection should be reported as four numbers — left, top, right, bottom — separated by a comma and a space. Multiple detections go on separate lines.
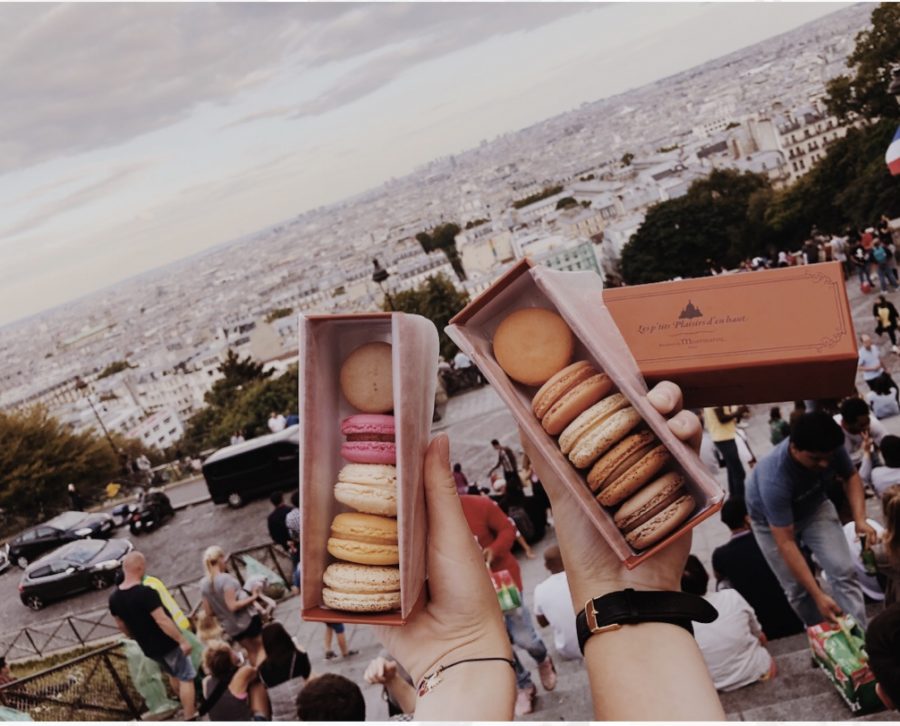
873, 245, 888, 263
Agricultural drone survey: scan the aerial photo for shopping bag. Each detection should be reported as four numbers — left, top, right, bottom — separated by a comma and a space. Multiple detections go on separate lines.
490, 570, 522, 612
807, 615, 882, 714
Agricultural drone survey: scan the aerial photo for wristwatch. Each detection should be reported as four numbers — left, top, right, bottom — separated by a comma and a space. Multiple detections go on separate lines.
575, 588, 718, 654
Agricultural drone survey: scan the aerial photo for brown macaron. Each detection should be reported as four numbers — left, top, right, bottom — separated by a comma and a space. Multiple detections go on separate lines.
567, 405, 643, 469
613, 472, 695, 550
588, 431, 672, 507
535, 366, 614, 436
532, 361, 595, 419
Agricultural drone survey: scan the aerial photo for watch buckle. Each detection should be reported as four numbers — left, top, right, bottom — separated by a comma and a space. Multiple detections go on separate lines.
585, 599, 622, 635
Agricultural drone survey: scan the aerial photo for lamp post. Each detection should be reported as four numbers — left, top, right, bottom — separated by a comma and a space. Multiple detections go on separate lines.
372, 258, 395, 310
74, 376, 119, 457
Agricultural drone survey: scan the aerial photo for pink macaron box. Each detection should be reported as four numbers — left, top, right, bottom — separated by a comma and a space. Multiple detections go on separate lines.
446, 259, 724, 569
298, 312, 438, 625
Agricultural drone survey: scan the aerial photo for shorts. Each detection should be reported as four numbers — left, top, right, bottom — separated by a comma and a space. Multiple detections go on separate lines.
234, 613, 263, 642
156, 645, 196, 682
326, 622, 345, 634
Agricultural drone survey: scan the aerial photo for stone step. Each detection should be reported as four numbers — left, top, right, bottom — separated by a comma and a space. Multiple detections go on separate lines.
766, 630, 810, 657
733, 691, 888, 721
720, 654, 833, 716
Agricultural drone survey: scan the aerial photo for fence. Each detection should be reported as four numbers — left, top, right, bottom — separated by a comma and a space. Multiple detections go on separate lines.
0, 542, 293, 662
0, 642, 144, 721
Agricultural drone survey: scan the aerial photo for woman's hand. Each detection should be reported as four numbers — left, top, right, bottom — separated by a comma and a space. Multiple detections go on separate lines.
374, 434, 511, 686
519, 381, 702, 607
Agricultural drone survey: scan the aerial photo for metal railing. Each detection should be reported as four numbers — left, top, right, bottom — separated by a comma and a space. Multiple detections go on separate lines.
0, 642, 144, 721
0, 542, 294, 662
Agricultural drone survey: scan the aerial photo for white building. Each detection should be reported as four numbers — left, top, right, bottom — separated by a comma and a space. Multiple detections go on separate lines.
127, 409, 185, 451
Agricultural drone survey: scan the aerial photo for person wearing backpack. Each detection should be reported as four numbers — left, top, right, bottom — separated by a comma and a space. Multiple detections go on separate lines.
873, 240, 899, 293
874, 294, 900, 353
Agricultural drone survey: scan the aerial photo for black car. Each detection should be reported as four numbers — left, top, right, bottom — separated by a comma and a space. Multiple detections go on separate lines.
129, 489, 175, 535
19, 537, 133, 610
8, 511, 115, 568
202, 425, 299, 508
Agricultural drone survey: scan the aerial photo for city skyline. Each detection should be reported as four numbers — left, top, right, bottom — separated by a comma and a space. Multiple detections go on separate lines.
1, 2, 852, 327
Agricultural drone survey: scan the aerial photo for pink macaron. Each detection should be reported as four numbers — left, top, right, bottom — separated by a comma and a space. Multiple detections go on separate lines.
340, 414, 396, 465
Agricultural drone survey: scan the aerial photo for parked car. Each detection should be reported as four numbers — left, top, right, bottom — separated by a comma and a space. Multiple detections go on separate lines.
8, 511, 115, 568
0, 544, 9, 574
202, 425, 299, 508
19, 538, 133, 610
128, 489, 175, 535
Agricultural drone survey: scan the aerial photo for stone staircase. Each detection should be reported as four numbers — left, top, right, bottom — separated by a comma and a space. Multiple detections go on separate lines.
722, 605, 894, 722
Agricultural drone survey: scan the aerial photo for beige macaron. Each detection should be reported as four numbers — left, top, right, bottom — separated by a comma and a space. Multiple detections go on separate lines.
588, 431, 672, 506
322, 562, 401, 613
334, 463, 398, 516
613, 472, 695, 550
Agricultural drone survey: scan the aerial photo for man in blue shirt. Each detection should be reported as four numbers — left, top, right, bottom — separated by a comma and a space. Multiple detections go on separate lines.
746, 412, 877, 627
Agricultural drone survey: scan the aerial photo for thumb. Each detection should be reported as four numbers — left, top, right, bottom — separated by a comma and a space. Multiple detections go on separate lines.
423, 434, 474, 544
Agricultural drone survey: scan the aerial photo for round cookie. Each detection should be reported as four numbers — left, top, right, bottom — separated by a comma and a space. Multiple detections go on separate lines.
558, 393, 628, 455
322, 562, 401, 613
340, 342, 394, 413
588, 431, 672, 506
541, 373, 614, 436
532, 361, 595, 419
614, 472, 695, 550
492, 308, 574, 386
327, 512, 399, 565
568, 406, 642, 468
341, 414, 396, 465
334, 463, 397, 516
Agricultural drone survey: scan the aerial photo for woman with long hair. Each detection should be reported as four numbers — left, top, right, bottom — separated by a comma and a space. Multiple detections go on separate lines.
258, 622, 311, 721
200, 640, 269, 721
875, 485, 900, 606
200, 546, 264, 665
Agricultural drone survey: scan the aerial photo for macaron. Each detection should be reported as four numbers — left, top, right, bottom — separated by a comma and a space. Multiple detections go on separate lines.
558, 393, 630, 455
340, 342, 394, 413
588, 431, 672, 507
327, 512, 399, 565
532, 361, 614, 436
322, 562, 401, 613
341, 414, 396, 465
334, 463, 398, 516
492, 308, 574, 386
613, 472, 695, 550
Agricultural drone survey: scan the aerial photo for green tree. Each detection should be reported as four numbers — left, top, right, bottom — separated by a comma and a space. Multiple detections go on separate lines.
0, 408, 120, 519
181, 365, 298, 454
204, 349, 271, 410
265, 307, 293, 323
620, 170, 773, 283
825, 3, 900, 122
385, 273, 470, 360
97, 360, 132, 379
416, 223, 467, 281
555, 196, 578, 210
621, 152, 634, 167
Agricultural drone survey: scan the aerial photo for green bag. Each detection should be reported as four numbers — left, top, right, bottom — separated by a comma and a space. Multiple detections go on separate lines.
0, 706, 33, 721
807, 615, 882, 714
121, 639, 179, 716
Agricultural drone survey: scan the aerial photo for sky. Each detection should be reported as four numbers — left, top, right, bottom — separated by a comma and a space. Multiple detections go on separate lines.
0, 2, 855, 326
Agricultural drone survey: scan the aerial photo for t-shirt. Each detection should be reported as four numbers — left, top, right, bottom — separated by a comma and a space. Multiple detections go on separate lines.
859, 454, 900, 498
711, 530, 804, 640
533, 572, 581, 661
746, 439, 854, 527
834, 413, 888, 465
858, 346, 884, 381
268, 504, 291, 547
867, 389, 900, 420
703, 407, 738, 443
459, 495, 520, 590
693, 589, 772, 692
201, 573, 252, 637
109, 584, 177, 659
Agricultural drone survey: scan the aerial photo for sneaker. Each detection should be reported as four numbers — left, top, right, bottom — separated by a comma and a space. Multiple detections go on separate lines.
324, 650, 337, 660
515, 685, 536, 716
537, 656, 557, 691
343, 649, 359, 658
892, 345, 899, 354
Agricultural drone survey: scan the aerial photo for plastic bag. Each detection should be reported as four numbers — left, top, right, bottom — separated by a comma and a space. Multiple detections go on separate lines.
121, 639, 179, 716
241, 554, 286, 591
0, 706, 33, 721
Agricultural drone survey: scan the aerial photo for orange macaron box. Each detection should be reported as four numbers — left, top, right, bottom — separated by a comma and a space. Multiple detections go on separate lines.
298, 312, 438, 624
446, 259, 724, 568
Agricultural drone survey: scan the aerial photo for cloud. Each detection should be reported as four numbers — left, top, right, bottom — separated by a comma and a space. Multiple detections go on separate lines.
0, 161, 151, 241
0, 3, 591, 171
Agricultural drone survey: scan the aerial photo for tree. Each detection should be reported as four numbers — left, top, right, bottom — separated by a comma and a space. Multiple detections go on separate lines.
181, 365, 298, 454
621, 152, 634, 167
555, 196, 578, 210
825, 4, 900, 122
204, 349, 271, 410
620, 170, 773, 283
416, 223, 467, 281
384, 273, 470, 360
97, 360, 132, 379
0, 408, 120, 520
265, 307, 293, 323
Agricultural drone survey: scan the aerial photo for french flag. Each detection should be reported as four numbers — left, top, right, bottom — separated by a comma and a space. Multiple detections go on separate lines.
887, 124, 900, 176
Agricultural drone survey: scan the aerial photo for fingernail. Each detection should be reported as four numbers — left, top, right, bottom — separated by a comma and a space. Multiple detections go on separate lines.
434, 433, 450, 464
